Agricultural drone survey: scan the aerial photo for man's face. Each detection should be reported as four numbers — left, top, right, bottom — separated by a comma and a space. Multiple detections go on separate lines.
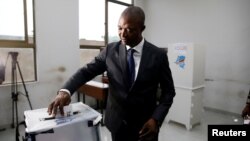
118, 16, 144, 47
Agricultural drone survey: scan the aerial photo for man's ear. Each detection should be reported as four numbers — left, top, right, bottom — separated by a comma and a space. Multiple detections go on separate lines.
142, 25, 146, 32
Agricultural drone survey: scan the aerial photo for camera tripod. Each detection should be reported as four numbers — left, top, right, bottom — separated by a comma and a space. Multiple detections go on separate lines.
9, 52, 33, 128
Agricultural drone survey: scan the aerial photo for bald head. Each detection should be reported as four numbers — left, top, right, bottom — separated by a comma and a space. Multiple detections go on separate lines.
120, 6, 145, 27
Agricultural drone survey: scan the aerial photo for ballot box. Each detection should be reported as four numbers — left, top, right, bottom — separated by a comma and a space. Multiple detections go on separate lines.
24, 102, 102, 141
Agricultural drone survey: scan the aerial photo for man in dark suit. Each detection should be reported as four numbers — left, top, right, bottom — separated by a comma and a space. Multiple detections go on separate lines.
48, 6, 175, 141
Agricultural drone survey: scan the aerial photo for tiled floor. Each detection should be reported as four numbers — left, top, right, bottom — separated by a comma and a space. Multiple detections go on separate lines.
0, 108, 243, 141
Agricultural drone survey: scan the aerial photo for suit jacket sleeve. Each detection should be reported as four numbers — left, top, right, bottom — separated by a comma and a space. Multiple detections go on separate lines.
151, 50, 175, 125
61, 48, 107, 95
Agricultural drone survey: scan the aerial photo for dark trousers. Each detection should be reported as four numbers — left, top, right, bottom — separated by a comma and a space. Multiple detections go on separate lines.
111, 121, 158, 141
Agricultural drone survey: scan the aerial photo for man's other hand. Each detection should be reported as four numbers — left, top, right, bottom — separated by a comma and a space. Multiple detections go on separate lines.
242, 104, 250, 118
139, 118, 159, 141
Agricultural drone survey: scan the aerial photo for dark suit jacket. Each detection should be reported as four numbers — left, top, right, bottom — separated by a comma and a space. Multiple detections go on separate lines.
62, 40, 175, 133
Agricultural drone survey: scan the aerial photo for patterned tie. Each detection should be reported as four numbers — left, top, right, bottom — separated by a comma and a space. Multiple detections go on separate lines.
127, 48, 135, 87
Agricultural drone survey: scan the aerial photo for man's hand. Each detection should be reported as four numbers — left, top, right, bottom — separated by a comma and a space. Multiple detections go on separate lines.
242, 104, 250, 118
139, 118, 159, 141
47, 91, 71, 117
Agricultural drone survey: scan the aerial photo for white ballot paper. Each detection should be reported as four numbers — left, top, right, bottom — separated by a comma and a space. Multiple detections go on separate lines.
24, 102, 102, 133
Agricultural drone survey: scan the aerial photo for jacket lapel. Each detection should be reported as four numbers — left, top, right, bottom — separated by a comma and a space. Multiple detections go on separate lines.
134, 41, 151, 86
118, 43, 130, 88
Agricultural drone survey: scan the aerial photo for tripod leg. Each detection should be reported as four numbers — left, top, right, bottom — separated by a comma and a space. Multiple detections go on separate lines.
15, 99, 19, 128
16, 61, 33, 110
11, 96, 15, 128
11, 81, 18, 128
11, 59, 17, 128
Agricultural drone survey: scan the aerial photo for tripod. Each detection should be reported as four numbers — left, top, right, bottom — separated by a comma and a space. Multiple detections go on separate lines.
9, 52, 33, 128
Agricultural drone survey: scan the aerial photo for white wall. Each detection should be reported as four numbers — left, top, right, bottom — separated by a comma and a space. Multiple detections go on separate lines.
0, 0, 79, 127
135, 0, 250, 114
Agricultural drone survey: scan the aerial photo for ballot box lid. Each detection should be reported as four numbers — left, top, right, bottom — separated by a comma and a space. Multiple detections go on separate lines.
24, 102, 102, 133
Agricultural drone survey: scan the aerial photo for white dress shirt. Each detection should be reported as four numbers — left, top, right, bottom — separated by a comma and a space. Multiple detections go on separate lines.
126, 38, 144, 81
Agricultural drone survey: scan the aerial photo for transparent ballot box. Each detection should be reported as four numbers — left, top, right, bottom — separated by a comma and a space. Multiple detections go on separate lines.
24, 102, 102, 141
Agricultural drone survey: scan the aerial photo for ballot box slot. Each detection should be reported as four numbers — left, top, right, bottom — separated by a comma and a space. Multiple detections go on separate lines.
39, 111, 80, 121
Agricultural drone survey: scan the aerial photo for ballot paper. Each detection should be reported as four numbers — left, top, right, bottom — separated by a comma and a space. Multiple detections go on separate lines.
24, 102, 102, 133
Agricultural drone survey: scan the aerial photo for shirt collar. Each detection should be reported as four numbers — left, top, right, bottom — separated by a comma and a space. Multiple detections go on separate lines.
126, 38, 144, 54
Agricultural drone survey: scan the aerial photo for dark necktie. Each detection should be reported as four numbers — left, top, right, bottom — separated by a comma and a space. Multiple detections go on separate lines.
127, 48, 135, 86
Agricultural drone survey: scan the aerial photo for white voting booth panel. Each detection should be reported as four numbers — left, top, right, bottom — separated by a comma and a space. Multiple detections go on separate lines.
24, 102, 102, 141
166, 43, 205, 130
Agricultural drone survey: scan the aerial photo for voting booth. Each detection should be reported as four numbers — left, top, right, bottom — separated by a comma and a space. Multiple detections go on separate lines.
166, 43, 205, 130
24, 102, 102, 141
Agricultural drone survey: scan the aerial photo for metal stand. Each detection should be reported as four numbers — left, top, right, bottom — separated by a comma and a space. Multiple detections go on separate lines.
9, 52, 33, 128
